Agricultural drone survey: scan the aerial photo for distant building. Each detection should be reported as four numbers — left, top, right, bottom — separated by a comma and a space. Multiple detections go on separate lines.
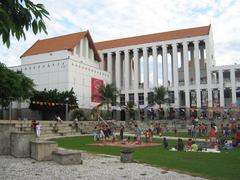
9, 25, 240, 119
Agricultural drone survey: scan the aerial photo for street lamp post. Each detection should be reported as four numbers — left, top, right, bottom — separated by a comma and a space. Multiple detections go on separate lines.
9, 101, 12, 123
9, 97, 14, 124
65, 97, 69, 121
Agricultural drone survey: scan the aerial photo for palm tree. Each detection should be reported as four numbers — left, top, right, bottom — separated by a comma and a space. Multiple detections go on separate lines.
153, 86, 168, 120
153, 86, 168, 108
126, 101, 135, 120
97, 83, 119, 119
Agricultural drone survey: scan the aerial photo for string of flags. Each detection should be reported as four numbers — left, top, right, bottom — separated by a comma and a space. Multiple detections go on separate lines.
31, 101, 77, 107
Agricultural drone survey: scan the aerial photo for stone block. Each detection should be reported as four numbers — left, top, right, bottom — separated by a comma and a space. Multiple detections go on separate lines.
52, 149, 82, 165
120, 148, 134, 163
0, 124, 15, 155
10, 132, 35, 157
30, 140, 58, 161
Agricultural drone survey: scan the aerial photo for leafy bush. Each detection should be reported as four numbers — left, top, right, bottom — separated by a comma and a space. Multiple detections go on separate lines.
71, 109, 86, 121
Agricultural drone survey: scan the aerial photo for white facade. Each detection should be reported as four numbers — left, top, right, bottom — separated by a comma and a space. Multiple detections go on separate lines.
10, 37, 110, 109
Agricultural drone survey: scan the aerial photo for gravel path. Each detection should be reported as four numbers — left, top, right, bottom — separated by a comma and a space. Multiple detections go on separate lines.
0, 152, 206, 180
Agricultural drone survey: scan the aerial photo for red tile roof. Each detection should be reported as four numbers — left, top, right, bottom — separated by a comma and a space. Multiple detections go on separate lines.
95, 25, 210, 50
21, 31, 101, 61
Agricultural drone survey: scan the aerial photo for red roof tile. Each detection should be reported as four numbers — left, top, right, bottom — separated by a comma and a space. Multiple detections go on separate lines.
95, 25, 210, 50
21, 31, 101, 61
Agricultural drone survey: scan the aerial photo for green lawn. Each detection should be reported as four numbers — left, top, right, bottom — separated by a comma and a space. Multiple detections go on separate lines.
55, 136, 240, 180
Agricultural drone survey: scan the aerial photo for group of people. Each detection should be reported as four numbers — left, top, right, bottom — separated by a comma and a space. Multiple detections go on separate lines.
93, 124, 115, 142
188, 116, 208, 139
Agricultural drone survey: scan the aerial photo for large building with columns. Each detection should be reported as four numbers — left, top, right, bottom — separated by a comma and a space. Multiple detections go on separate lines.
95, 25, 240, 110
9, 25, 240, 119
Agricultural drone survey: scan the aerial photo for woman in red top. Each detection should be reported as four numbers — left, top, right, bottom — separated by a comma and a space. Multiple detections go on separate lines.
235, 127, 240, 145
209, 126, 216, 147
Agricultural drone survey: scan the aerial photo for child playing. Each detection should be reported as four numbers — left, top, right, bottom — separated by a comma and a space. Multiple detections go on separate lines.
163, 137, 168, 149
186, 138, 193, 150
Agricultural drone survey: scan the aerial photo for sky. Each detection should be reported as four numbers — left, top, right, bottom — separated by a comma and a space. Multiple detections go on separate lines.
1, 0, 240, 67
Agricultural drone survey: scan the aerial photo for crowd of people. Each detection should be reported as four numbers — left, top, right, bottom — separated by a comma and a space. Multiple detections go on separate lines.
91, 116, 240, 153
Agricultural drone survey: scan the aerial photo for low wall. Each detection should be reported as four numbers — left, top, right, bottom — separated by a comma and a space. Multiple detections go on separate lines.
0, 124, 16, 155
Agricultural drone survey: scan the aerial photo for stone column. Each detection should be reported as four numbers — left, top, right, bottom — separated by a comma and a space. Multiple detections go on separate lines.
205, 39, 213, 107
194, 41, 201, 108
107, 52, 112, 82
172, 43, 179, 108
124, 49, 130, 91
183, 42, 190, 108
133, 49, 139, 107
231, 68, 236, 104
133, 49, 139, 90
115, 51, 121, 89
219, 69, 224, 107
162, 44, 168, 87
85, 38, 89, 59
143, 47, 149, 90
152, 46, 158, 87
80, 39, 84, 57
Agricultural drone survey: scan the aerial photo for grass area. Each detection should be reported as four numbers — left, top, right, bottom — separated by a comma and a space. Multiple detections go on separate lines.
55, 136, 240, 180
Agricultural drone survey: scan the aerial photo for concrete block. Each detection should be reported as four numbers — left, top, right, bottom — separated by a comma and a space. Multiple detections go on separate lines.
120, 148, 134, 163
10, 132, 36, 158
52, 149, 82, 165
0, 124, 15, 155
30, 140, 58, 161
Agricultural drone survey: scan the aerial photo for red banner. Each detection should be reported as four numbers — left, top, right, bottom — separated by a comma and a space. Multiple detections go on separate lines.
91, 78, 104, 103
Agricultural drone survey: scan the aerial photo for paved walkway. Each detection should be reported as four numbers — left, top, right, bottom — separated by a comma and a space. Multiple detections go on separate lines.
0, 152, 206, 180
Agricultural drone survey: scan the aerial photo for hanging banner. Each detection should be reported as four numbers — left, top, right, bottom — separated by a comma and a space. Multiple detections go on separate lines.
91, 78, 104, 103
201, 90, 208, 107
190, 91, 197, 107
213, 89, 219, 107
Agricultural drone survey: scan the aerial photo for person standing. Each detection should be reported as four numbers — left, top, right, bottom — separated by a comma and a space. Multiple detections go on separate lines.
36, 122, 42, 138
135, 124, 142, 143
120, 123, 125, 140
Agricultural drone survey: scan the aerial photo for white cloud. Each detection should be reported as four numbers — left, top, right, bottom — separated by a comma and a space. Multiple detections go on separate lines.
1, 0, 240, 67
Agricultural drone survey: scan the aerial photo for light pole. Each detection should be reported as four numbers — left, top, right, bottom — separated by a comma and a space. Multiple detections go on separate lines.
9, 97, 14, 124
65, 97, 69, 121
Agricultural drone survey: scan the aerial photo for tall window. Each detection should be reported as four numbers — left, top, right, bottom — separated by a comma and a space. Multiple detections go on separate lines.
129, 93, 134, 103
138, 93, 144, 105
120, 94, 125, 106
148, 92, 154, 104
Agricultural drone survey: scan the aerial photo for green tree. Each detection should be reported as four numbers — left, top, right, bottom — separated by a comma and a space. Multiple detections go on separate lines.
97, 83, 119, 119
29, 88, 78, 119
0, 0, 49, 47
153, 86, 168, 108
0, 62, 34, 108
